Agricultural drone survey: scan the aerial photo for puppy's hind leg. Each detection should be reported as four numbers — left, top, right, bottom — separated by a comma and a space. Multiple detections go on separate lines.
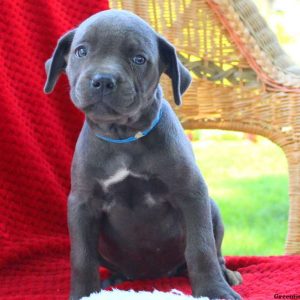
210, 198, 243, 286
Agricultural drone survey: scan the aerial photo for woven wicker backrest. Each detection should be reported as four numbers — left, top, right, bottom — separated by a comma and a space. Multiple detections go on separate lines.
109, 0, 300, 254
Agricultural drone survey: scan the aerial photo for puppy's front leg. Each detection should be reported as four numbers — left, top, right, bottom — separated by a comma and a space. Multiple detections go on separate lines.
176, 183, 241, 300
68, 192, 101, 300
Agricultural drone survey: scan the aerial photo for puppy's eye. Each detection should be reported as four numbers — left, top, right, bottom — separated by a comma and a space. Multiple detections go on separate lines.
132, 55, 146, 65
75, 46, 88, 58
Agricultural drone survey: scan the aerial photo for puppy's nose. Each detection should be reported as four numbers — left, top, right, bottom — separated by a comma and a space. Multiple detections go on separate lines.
91, 74, 116, 95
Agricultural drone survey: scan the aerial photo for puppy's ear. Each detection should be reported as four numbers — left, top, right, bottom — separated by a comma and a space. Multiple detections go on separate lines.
158, 36, 192, 106
44, 29, 76, 94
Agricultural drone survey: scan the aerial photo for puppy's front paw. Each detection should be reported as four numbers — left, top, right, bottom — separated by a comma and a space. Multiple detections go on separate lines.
193, 282, 242, 300
223, 269, 243, 287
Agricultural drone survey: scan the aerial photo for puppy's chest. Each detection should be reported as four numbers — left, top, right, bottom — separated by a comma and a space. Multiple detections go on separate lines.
95, 168, 169, 212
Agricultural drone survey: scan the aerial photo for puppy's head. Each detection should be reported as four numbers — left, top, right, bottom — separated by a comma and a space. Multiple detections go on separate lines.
44, 10, 191, 123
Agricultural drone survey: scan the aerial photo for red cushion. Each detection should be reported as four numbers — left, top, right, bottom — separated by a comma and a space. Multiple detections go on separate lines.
0, 1, 299, 299
106, 256, 300, 300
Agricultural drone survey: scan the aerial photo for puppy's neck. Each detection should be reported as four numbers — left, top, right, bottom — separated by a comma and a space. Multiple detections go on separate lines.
86, 87, 163, 141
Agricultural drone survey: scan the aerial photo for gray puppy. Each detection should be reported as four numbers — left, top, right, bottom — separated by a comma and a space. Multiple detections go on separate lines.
44, 9, 242, 300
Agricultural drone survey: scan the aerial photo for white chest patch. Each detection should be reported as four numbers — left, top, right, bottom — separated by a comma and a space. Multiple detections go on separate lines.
99, 168, 163, 211
101, 168, 131, 191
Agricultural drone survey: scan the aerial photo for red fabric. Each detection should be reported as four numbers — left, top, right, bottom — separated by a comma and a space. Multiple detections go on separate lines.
0, 1, 299, 299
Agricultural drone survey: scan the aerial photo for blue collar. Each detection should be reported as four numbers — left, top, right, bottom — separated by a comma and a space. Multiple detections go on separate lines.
93, 109, 162, 144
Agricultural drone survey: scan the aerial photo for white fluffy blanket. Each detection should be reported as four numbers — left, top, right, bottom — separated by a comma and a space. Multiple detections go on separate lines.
81, 289, 208, 300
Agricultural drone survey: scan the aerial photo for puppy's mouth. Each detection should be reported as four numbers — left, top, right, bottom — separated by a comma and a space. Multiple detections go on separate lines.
72, 86, 140, 123
82, 101, 118, 115
78, 98, 141, 125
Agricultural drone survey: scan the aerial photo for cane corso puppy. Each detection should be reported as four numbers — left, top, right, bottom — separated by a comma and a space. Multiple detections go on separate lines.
44, 9, 242, 300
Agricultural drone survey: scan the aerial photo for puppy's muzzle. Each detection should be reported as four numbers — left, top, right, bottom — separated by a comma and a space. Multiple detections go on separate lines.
91, 73, 117, 96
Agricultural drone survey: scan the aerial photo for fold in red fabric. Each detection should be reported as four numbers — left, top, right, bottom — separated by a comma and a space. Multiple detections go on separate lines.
0, 1, 299, 299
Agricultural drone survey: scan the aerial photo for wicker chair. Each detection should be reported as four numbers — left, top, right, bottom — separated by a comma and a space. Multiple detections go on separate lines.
109, 0, 300, 254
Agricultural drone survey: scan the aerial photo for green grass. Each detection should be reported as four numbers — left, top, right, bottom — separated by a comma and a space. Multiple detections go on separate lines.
191, 133, 289, 256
